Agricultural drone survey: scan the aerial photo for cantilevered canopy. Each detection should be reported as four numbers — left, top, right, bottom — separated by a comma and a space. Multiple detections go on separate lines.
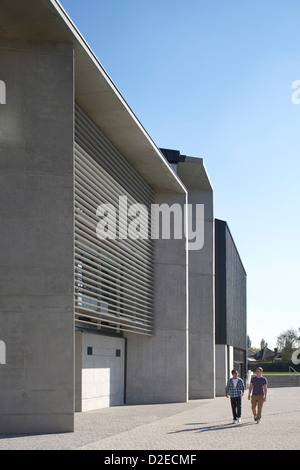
178, 157, 213, 191
0, 0, 186, 193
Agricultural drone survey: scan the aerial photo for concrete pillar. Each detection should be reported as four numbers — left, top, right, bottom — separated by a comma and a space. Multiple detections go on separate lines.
0, 39, 74, 433
177, 159, 215, 399
125, 191, 189, 404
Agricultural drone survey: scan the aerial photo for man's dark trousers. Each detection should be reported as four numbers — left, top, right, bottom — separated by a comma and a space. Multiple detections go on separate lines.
230, 397, 242, 420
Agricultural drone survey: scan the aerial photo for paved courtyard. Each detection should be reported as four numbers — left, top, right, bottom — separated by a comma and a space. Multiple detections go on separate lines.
0, 387, 299, 450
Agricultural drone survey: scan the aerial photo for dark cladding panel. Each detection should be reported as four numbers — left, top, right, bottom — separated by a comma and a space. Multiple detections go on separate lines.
225, 226, 247, 351
215, 220, 227, 344
215, 220, 247, 350
160, 148, 187, 164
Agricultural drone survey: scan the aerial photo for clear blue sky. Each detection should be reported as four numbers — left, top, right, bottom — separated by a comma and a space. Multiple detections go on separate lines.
60, 0, 300, 350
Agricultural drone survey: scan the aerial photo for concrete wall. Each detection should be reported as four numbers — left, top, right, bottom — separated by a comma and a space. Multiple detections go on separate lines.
186, 189, 215, 399
176, 159, 215, 400
0, 39, 75, 434
125, 191, 189, 405
75, 332, 125, 412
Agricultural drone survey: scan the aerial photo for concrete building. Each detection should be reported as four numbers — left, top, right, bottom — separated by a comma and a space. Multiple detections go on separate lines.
0, 0, 246, 434
215, 219, 247, 396
0, 0, 189, 435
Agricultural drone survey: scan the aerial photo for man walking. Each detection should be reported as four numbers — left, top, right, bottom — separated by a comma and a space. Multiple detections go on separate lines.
248, 367, 268, 424
226, 369, 245, 424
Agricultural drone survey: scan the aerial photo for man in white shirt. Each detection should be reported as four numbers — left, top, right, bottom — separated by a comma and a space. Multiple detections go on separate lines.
226, 369, 245, 424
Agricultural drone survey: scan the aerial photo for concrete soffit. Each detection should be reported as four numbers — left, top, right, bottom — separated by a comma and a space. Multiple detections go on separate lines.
0, 0, 186, 194
177, 157, 214, 192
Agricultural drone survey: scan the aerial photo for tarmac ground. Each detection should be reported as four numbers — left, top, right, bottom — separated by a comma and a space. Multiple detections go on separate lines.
0, 387, 299, 451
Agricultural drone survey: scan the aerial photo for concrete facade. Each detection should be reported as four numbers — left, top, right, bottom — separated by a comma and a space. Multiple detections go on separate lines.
0, 37, 75, 433
159, 151, 216, 399
125, 191, 189, 405
177, 159, 215, 399
0, 0, 247, 434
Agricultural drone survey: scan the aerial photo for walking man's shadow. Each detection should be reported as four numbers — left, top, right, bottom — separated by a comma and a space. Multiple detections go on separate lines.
169, 421, 255, 434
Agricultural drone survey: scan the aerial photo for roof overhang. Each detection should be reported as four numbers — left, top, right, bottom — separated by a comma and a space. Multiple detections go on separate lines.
177, 156, 213, 192
0, 0, 186, 194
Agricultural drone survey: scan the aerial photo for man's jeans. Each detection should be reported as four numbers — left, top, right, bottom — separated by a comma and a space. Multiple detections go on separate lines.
230, 397, 242, 420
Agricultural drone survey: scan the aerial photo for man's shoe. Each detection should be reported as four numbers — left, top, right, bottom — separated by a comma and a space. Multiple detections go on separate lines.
254, 416, 257, 421
256, 419, 261, 424
233, 420, 237, 424
237, 418, 241, 423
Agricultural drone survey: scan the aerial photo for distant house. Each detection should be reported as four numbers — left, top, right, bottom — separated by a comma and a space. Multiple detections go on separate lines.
247, 349, 257, 362
251, 347, 282, 363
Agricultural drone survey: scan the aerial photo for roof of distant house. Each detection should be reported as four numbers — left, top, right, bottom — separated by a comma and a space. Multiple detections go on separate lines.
251, 347, 282, 362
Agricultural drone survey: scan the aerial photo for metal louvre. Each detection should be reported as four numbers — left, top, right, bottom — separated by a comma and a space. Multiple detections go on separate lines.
74, 105, 154, 335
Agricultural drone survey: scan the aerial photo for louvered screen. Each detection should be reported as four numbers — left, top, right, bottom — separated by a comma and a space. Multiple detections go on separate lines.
74, 105, 154, 335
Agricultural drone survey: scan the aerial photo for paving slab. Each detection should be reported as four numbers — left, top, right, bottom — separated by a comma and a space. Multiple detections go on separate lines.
0, 388, 299, 450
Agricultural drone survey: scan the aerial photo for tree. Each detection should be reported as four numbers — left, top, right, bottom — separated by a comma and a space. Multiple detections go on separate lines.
277, 328, 300, 362
247, 336, 252, 348
277, 329, 300, 350
260, 338, 268, 349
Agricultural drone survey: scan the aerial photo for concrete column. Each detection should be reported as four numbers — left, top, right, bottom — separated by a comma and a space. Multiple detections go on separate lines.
177, 159, 215, 399
125, 191, 189, 404
0, 39, 74, 433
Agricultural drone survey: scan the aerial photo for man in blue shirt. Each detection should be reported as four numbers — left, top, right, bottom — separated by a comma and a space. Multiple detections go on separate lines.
248, 367, 268, 424
226, 369, 245, 424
